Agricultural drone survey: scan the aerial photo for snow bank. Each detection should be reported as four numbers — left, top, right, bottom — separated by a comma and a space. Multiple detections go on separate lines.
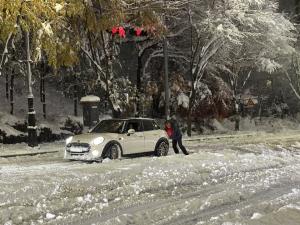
0, 112, 23, 126
0, 113, 27, 143
211, 119, 228, 132
195, 116, 300, 134
0, 112, 83, 144
0, 123, 24, 137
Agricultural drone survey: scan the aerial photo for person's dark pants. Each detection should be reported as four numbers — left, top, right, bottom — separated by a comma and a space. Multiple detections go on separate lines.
172, 138, 189, 155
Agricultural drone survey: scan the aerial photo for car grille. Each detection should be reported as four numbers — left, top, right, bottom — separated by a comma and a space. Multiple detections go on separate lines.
66, 143, 91, 154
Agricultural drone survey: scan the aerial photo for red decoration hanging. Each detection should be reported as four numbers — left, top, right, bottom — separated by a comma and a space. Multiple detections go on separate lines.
135, 27, 142, 36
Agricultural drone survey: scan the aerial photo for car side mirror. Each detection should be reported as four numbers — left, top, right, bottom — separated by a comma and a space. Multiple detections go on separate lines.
127, 129, 135, 135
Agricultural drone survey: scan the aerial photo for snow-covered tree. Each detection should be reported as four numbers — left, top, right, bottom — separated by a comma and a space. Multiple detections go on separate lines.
143, 0, 296, 135
73, 0, 188, 116
0, 0, 79, 146
203, 0, 296, 130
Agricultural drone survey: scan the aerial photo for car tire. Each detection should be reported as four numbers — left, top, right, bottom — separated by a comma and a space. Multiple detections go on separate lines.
155, 139, 169, 157
104, 143, 121, 160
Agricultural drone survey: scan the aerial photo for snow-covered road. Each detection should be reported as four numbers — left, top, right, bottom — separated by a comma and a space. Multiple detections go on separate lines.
1, 132, 300, 225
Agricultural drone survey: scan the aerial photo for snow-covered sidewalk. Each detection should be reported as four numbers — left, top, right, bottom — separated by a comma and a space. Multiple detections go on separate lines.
0, 142, 63, 158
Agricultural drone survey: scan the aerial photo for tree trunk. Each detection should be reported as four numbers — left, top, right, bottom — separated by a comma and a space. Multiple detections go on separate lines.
258, 96, 262, 121
25, 31, 38, 147
234, 98, 240, 131
74, 84, 78, 117
41, 66, 46, 119
187, 107, 192, 137
6, 73, 9, 100
10, 73, 14, 115
42, 76, 46, 119
40, 71, 43, 102
136, 55, 142, 116
187, 88, 195, 137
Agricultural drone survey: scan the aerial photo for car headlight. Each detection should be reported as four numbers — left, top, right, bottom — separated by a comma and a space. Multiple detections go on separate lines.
91, 137, 104, 145
66, 136, 73, 145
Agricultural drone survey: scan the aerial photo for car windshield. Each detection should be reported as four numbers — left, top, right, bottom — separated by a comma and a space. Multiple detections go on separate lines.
90, 120, 124, 133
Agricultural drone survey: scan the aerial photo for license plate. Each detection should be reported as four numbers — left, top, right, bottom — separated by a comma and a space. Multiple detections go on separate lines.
70, 147, 87, 153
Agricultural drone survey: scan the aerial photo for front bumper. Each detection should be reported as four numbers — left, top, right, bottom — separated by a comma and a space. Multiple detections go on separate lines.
64, 142, 103, 161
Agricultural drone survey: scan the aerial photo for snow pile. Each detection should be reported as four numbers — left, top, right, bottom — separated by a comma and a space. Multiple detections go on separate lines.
251, 212, 263, 219
196, 116, 300, 134
46, 213, 56, 220
0, 113, 26, 143
0, 124, 24, 137
252, 117, 300, 132
0, 112, 84, 144
0, 112, 23, 126
211, 119, 228, 132
240, 117, 256, 131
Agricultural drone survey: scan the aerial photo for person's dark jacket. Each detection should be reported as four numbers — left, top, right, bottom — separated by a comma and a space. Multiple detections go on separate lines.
169, 119, 182, 140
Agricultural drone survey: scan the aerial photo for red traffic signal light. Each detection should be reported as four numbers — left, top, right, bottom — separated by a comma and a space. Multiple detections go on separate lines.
135, 27, 142, 36
110, 25, 148, 38
111, 26, 126, 38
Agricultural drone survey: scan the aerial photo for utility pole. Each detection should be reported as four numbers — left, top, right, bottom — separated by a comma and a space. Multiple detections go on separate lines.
187, 0, 193, 136
164, 0, 170, 120
25, 30, 38, 147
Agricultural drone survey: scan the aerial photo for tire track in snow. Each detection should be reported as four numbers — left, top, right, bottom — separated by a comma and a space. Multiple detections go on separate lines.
67, 163, 291, 225
162, 181, 300, 225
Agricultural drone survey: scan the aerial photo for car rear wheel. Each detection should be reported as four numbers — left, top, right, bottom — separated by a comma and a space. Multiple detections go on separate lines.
155, 140, 169, 156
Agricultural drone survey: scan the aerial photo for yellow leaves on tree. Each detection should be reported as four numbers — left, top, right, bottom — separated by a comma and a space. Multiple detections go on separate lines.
0, 0, 166, 68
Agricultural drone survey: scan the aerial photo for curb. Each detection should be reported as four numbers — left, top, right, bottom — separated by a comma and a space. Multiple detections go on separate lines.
0, 150, 59, 158
183, 133, 256, 142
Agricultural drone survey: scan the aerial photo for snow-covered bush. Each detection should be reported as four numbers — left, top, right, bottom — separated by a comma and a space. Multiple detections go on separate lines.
62, 117, 83, 135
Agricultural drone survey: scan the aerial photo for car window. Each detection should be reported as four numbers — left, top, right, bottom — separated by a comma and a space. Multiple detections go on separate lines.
153, 121, 160, 130
143, 120, 154, 131
90, 120, 124, 133
125, 120, 143, 132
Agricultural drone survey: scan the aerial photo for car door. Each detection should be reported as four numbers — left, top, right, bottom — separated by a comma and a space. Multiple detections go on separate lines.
143, 120, 159, 152
121, 120, 145, 154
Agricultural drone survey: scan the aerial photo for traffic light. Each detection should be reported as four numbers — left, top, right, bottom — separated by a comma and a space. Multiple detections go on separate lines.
111, 26, 126, 38
110, 25, 148, 38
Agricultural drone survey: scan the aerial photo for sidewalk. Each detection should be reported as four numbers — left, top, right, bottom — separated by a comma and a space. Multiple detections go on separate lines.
0, 142, 63, 158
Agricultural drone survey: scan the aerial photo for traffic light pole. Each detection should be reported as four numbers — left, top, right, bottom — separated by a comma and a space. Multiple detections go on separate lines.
163, 38, 170, 120
164, 0, 170, 120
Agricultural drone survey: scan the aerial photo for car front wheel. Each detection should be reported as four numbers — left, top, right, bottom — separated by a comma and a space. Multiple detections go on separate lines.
105, 144, 120, 160
155, 140, 169, 156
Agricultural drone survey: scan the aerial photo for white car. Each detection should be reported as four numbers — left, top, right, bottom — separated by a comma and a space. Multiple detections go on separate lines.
64, 118, 169, 161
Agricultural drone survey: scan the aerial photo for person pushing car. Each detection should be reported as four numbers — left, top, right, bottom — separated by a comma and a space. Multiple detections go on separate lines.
165, 117, 189, 155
